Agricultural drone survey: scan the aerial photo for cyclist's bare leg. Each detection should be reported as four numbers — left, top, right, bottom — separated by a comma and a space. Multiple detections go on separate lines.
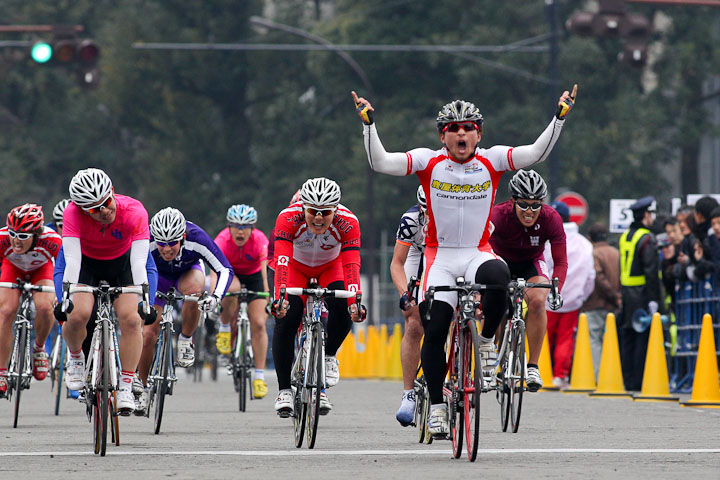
31, 280, 55, 348
62, 292, 94, 353
114, 293, 144, 374
524, 275, 550, 366
137, 305, 162, 384
401, 306, 423, 390
215, 274, 240, 334
248, 298, 268, 370
0, 288, 21, 367
177, 269, 205, 337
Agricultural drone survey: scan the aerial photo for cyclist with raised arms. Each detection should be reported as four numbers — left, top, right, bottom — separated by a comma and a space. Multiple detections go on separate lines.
391, 186, 427, 426
352, 85, 577, 436
271, 177, 365, 417
0, 205, 62, 397
212, 204, 270, 399
60, 168, 151, 414
489, 169, 567, 391
133, 207, 234, 413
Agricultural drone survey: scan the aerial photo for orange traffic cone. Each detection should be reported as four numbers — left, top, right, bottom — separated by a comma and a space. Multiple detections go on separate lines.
633, 313, 679, 402
538, 332, 557, 391
564, 313, 596, 394
681, 314, 720, 408
591, 313, 632, 398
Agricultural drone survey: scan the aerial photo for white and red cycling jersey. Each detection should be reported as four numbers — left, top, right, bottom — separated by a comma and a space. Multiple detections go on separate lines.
272, 202, 361, 300
0, 226, 62, 282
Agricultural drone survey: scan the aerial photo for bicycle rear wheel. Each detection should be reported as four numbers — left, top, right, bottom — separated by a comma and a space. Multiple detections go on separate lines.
306, 324, 323, 449
415, 378, 426, 443
12, 324, 28, 428
154, 324, 172, 434
422, 384, 433, 444
449, 326, 464, 459
463, 319, 481, 462
111, 390, 120, 446
509, 322, 526, 433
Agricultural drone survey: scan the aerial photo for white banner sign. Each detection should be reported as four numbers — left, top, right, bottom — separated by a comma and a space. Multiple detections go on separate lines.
609, 198, 657, 233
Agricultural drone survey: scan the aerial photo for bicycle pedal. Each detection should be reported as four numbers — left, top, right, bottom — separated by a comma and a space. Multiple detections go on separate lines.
276, 408, 292, 418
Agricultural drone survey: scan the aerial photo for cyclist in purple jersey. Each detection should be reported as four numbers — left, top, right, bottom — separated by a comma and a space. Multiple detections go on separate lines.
489, 170, 567, 391
134, 208, 233, 413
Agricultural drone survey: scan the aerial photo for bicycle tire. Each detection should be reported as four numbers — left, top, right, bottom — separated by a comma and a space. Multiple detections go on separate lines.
237, 321, 248, 411
94, 319, 110, 456
450, 326, 463, 459
415, 379, 426, 443
13, 323, 28, 429
463, 319, 481, 462
154, 323, 171, 434
306, 324, 323, 449
509, 322, 525, 433
293, 335, 307, 448
192, 326, 203, 383
111, 390, 120, 446
423, 385, 434, 445
499, 321, 512, 432
54, 337, 66, 416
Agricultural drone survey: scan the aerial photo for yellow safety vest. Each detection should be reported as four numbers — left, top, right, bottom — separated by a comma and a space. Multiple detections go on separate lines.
619, 227, 651, 287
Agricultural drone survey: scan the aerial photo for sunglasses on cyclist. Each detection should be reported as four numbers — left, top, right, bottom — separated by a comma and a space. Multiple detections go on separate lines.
8, 230, 33, 240
442, 122, 479, 133
515, 200, 543, 212
156, 239, 181, 248
229, 223, 253, 230
82, 196, 113, 215
305, 207, 336, 217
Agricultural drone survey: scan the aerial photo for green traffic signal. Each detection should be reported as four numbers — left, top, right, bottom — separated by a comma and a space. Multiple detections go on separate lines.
31, 42, 53, 63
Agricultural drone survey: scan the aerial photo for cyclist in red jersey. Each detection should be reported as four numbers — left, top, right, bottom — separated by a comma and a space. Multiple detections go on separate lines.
60, 168, 151, 415
0, 205, 61, 397
352, 85, 577, 437
489, 169, 567, 391
271, 177, 365, 417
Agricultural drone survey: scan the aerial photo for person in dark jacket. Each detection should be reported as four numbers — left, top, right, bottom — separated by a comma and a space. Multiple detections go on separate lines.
619, 196, 663, 391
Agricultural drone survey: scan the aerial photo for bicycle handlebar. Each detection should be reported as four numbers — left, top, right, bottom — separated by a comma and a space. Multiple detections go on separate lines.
507, 277, 559, 297
284, 287, 358, 300
155, 289, 205, 303
225, 289, 270, 299
0, 281, 55, 294
66, 285, 145, 296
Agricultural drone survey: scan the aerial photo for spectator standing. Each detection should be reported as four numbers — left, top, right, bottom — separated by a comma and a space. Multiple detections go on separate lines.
581, 222, 621, 376
543, 201, 595, 389
619, 196, 663, 391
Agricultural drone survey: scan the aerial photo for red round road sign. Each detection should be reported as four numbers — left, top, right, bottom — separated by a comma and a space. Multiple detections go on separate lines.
554, 191, 588, 225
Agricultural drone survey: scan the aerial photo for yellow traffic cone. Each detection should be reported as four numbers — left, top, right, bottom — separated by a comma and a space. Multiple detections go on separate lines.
377, 324, 389, 378
365, 326, 380, 378
591, 313, 632, 398
336, 334, 351, 378
633, 313, 679, 402
681, 314, 720, 408
354, 328, 366, 378
538, 332, 557, 391
564, 313, 596, 394
387, 323, 403, 380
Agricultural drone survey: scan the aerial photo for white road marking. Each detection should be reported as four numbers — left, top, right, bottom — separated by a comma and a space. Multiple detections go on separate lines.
1, 448, 719, 457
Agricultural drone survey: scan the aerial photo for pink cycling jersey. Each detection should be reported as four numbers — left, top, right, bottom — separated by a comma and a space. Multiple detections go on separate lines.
215, 227, 268, 276
63, 194, 149, 260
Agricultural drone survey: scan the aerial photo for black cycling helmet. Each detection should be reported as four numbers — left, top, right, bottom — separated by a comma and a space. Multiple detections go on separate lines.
436, 100, 484, 131
508, 169, 548, 200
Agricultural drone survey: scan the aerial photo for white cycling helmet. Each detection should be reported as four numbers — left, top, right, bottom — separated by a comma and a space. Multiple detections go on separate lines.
52, 198, 71, 222
227, 204, 257, 225
68, 168, 113, 207
416, 186, 427, 208
300, 177, 341, 207
508, 169, 548, 200
150, 207, 187, 242
436, 99, 484, 131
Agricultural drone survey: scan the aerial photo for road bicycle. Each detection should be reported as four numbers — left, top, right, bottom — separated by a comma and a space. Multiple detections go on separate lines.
64, 282, 148, 456
224, 289, 270, 412
147, 288, 204, 433
426, 277, 501, 462
49, 324, 71, 416
282, 282, 362, 449
189, 310, 218, 382
496, 277, 559, 433
0, 281, 55, 428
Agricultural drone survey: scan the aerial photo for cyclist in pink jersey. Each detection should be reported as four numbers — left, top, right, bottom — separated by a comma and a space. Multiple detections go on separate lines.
352, 85, 576, 437
60, 168, 151, 415
489, 169, 567, 391
211, 204, 271, 399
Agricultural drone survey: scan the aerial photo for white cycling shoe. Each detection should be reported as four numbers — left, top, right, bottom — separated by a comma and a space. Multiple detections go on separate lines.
116, 389, 136, 416
176, 338, 195, 368
275, 389, 294, 418
65, 358, 85, 391
325, 356, 340, 387
428, 405, 449, 438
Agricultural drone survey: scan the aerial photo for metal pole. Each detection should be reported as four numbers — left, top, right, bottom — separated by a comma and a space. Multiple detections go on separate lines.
546, 0, 560, 198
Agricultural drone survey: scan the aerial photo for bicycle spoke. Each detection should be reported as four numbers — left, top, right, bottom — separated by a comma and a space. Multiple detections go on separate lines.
464, 320, 481, 461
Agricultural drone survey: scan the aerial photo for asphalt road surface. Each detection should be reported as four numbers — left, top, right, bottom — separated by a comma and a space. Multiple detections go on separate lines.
1, 367, 718, 479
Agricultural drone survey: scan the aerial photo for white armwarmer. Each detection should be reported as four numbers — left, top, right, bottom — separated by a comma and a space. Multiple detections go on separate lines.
362, 124, 411, 176
62, 237, 82, 284
130, 239, 149, 286
508, 117, 565, 170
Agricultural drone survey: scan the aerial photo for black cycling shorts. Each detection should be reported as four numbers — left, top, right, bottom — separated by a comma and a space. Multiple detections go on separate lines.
236, 271, 265, 302
78, 252, 134, 287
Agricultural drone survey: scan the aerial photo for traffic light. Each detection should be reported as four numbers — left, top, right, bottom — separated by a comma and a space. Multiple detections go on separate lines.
30, 41, 53, 63
566, 0, 651, 68
29, 33, 100, 86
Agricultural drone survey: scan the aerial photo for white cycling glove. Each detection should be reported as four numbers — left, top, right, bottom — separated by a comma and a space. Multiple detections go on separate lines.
198, 294, 220, 313
548, 293, 564, 311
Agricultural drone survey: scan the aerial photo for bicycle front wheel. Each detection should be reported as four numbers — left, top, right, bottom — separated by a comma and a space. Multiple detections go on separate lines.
509, 322, 526, 433
154, 324, 172, 434
306, 324, 323, 449
449, 326, 464, 459
462, 319, 481, 462
237, 323, 249, 412
54, 337, 66, 416
415, 378, 426, 443
93, 321, 109, 456
13, 323, 28, 428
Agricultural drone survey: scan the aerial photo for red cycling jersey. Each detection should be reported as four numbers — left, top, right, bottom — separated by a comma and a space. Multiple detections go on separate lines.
0, 226, 62, 283
272, 202, 361, 301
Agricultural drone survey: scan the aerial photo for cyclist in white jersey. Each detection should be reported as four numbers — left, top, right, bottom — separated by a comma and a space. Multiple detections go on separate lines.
352, 85, 577, 437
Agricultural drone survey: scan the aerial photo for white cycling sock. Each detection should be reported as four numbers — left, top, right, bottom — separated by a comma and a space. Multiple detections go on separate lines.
178, 333, 192, 342
219, 323, 231, 333
34, 341, 45, 352
430, 403, 447, 414
479, 334, 495, 344
254, 369, 265, 381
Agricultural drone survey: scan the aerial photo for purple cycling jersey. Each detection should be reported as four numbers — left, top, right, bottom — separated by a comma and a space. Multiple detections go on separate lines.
489, 200, 565, 263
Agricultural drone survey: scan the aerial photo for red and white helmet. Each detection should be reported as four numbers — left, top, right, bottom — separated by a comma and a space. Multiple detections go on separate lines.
7, 203, 44, 233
